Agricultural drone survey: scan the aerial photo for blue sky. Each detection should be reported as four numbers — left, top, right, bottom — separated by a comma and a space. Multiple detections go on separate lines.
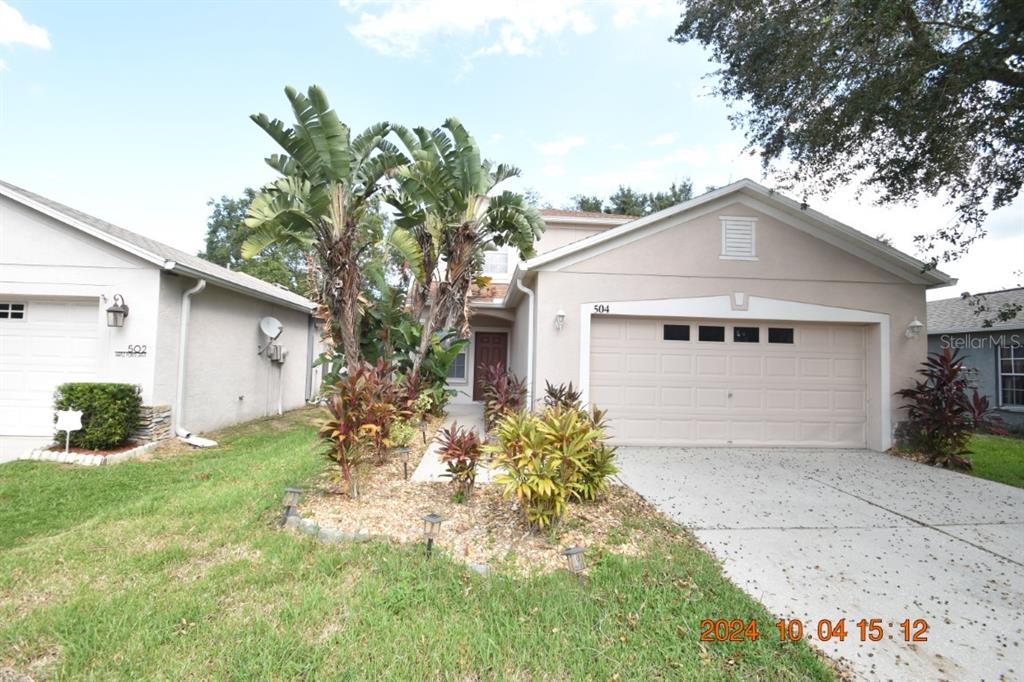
1, 0, 1020, 299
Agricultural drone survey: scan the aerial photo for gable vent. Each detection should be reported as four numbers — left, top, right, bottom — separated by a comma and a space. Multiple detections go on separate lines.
720, 217, 757, 259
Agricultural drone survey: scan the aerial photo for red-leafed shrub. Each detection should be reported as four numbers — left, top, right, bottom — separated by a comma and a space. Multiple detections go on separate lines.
437, 422, 482, 500
896, 348, 1005, 469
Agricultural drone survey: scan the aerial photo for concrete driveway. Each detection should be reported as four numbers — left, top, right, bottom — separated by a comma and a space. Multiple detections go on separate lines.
616, 447, 1024, 681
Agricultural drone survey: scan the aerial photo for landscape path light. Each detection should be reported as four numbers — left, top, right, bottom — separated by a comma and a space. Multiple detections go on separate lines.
563, 545, 587, 584
422, 513, 444, 557
281, 487, 302, 525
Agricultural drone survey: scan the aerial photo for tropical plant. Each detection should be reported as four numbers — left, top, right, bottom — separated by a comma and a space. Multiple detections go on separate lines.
966, 389, 1008, 436
488, 404, 618, 529
243, 86, 423, 368
390, 420, 417, 449
480, 363, 528, 430
199, 189, 307, 293
391, 119, 545, 369
317, 365, 378, 496
437, 422, 482, 500
417, 331, 470, 414
543, 381, 583, 410
896, 348, 1003, 469
488, 410, 565, 529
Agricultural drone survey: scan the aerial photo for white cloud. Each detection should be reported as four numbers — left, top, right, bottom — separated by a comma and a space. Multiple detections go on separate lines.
611, 0, 676, 28
536, 135, 585, 157
651, 132, 677, 146
0, 1, 50, 49
0, 59, 7, 72
339, 0, 595, 58
489, 132, 505, 143
542, 162, 566, 177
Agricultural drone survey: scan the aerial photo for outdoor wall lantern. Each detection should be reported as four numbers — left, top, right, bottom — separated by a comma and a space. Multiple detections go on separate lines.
106, 294, 130, 327
422, 513, 444, 557
554, 309, 567, 331
281, 487, 302, 524
562, 545, 587, 584
905, 318, 924, 339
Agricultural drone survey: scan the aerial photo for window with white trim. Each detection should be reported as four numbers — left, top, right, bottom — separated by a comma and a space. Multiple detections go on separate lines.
720, 217, 757, 259
482, 250, 510, 277
447, 350, 467, 381
0, 303, 26, 320
999, 345, 1024, 407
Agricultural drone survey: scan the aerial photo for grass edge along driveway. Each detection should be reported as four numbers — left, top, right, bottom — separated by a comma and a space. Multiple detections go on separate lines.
0, 409, 834, 680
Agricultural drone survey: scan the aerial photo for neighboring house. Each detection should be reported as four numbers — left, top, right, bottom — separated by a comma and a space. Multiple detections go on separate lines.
0, 180, 320, 450
927, 288, 1024, 430
446, 179, 955, 451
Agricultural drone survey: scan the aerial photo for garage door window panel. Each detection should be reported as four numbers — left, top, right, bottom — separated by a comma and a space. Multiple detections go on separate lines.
698, 325, 725, 342
663, 324, 690, 341
733, 326, 760, 343
768, 327, 794, 344
0, 303, 26, 320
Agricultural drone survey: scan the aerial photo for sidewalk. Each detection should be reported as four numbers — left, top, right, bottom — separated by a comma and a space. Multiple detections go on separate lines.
411, 402, 496, 483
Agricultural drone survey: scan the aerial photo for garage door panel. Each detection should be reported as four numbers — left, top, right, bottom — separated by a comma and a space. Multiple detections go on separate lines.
626, 320, 657, 340
697, 356, 727, 376
799, 390, 830, 410
835, 390, 865, 410
661, 386, 692, 407
627, 353, 657, 373
765, 357, 796, 377
730, 388, 762, 409
591, 317, 868, 447
0, 299, 99, 436
731, 356, 762, 376
661, 355, 692, 374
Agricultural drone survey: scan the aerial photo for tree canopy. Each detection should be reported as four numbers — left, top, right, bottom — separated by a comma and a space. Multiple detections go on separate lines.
199, 190, 307, 294
672, 0, 1024, 265
570, 180, 694, 216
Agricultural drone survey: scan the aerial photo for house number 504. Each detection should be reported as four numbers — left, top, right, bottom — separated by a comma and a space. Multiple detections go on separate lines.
593, 304, 611, 314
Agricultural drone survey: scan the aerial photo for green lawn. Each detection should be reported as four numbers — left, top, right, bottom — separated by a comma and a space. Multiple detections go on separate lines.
970, 434, 1024, 489
0, 410, 832, 681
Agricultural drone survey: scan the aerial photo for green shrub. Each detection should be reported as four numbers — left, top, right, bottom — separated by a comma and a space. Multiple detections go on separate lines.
53, 383, 142, 450
488, 404, 618, 530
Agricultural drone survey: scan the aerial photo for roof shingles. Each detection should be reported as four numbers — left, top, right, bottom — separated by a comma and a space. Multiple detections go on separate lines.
927, 288, 1024, 334
0, 179, 314, 311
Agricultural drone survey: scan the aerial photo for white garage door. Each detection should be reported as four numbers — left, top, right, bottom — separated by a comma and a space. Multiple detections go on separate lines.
590, 317, 868, 447
0, 299, 99, 436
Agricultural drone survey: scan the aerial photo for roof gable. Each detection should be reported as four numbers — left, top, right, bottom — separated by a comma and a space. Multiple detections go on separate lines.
525, 179, 954, 288
0, 179, 314, 312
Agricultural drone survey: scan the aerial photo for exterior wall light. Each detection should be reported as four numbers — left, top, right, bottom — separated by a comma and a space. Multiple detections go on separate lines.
905, 318, 924, 338
562, 545, 587, 584
554, 309, 567, 331
105, 294, 129, 327
281, 487, 302, 524
422, 513, 444, 557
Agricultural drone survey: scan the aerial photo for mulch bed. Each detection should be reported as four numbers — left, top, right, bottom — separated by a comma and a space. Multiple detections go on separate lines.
299, 419, 679, 575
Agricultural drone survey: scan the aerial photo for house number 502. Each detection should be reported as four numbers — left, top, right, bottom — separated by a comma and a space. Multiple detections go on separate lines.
593, 304, 611, 314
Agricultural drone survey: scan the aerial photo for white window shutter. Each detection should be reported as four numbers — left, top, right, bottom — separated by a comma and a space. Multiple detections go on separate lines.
721, 218, 756, 258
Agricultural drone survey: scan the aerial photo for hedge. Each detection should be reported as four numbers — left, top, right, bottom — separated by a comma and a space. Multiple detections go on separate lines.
53, 383, 142, 450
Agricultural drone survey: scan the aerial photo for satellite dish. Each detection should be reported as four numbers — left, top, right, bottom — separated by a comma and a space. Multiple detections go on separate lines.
259, 316, 284, 340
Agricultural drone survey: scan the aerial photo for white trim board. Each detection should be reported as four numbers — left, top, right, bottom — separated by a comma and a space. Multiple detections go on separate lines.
577, 295, 892, 450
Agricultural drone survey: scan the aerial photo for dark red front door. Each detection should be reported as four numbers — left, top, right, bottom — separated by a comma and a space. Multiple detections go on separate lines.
473, 332, 508, 401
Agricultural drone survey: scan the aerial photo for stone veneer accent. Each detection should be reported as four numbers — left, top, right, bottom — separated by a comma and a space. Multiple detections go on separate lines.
132, 405, 172, 442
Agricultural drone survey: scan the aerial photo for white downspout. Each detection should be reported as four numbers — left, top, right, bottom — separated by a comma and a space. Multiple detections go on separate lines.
514, 274, 536, 410
174, 279, 217, 447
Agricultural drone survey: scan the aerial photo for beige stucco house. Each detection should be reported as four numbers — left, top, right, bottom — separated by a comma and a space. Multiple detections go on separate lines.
446, 179, 955, 451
